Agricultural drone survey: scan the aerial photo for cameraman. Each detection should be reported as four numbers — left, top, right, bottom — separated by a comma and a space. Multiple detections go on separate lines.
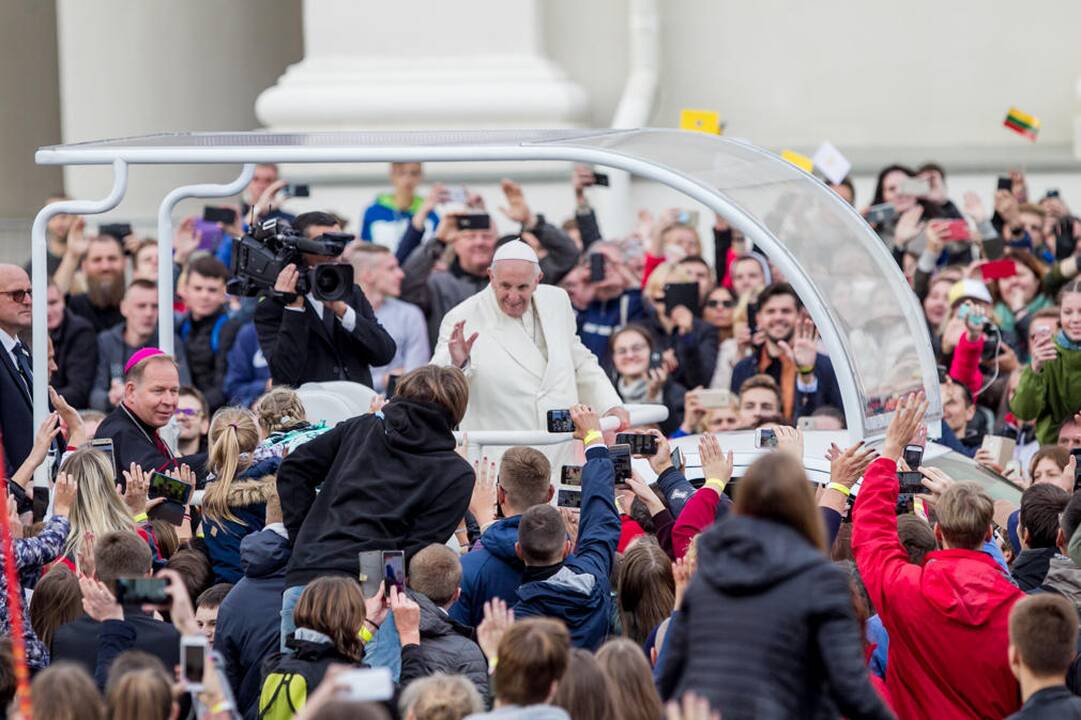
254, 211, 396, 388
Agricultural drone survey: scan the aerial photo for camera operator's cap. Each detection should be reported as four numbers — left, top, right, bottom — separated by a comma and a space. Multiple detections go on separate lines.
947, 278, 992, 307
492, 239, 539, 265
124, 347, 165, 375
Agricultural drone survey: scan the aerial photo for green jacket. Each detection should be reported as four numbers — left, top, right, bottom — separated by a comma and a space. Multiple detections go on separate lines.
1010, 337, 1081, 445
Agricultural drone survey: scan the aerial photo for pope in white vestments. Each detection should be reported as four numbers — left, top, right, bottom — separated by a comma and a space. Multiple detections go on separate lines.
431, 241, 627, 467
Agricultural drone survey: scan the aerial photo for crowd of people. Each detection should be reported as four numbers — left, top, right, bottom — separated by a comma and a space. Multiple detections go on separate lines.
0, 157, 1079, 719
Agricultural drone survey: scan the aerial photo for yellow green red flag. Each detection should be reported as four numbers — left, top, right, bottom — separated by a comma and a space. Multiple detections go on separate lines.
1003, 107, 1039, 141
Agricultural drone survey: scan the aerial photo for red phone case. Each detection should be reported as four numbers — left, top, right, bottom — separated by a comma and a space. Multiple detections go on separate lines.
946, 220, 969, 241
981, 259, 1016, 281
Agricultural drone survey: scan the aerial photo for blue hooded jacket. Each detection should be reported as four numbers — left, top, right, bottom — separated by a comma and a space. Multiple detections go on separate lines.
513, 445, 620, 650
202, 457, 279, 584
450, 516, 526, 628
214, 527, 290, 719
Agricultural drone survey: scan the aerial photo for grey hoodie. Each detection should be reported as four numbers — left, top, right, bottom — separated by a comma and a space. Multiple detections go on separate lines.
1041, 555, 1081, 612
466, 705, 570, 720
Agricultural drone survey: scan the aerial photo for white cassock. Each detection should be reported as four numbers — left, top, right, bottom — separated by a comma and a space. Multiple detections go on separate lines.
432, 284, 622, 471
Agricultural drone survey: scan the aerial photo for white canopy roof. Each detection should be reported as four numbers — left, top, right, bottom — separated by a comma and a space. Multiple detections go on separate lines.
34, 128, 941, 440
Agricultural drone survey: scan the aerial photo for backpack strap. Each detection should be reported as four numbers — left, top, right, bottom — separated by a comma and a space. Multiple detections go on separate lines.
210, 313, 229, 354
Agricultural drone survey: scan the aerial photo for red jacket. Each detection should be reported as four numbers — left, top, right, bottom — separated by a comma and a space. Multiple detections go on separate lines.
672, 485, 725, 560
852, 457, 1022, 720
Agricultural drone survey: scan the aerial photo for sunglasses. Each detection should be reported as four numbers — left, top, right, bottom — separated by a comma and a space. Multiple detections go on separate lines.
0, 288, 31, 303
705, 298, 736, 309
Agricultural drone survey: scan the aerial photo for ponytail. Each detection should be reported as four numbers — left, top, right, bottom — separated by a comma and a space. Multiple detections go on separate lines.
203, 407, 260, 524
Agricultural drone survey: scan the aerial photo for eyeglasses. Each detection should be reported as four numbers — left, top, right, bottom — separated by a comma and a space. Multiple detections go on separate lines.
174, 408, 201, 417
613, 343, 649, 357
705, 299, 736, 309
0, 289, 31, 303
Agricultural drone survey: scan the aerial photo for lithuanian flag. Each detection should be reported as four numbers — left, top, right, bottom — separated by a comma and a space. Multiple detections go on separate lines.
1003, 107, 1039, 141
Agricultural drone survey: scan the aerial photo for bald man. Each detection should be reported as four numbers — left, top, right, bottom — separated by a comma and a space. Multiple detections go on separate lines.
0, 265, 38, 476
432, 241, 627, 472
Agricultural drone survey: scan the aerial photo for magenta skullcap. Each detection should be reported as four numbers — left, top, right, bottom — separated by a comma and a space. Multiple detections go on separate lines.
124, 347, 166, 375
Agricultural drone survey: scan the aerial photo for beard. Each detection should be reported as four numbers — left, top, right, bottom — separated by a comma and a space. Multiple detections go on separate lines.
86, 272, 125, 309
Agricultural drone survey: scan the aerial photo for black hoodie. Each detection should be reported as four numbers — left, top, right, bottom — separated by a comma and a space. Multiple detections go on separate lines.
657, 515, 892, 720
279, 398, 474, 589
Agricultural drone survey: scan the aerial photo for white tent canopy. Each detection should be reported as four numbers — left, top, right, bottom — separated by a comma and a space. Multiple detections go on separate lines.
32, 128, 941, 450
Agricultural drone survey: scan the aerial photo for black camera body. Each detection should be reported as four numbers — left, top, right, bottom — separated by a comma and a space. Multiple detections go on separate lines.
228, 218, 354, 302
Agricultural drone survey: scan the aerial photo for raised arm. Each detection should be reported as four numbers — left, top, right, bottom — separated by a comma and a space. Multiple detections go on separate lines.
277, 421, 346, 543
851, 394, 927, 609
568, 405, 621, 581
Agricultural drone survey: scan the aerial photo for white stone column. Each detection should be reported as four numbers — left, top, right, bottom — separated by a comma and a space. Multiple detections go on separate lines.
256, 0, 587, 132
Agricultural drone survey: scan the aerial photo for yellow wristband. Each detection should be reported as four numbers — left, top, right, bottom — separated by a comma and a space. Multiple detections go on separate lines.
827, 482, 851, 497
582, 430, 603, 447
704, 478, 726, 495
132, 512, 148, 523
211, 701, 234, 714
488, 656, 498, 675
359, 625, 374, 643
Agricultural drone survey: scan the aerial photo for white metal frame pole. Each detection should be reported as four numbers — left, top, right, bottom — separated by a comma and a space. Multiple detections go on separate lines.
155, 164, 256, 355
29, 158, 129, 485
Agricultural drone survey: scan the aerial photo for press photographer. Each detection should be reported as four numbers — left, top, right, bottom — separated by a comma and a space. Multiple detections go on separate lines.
241, 211, 396, 387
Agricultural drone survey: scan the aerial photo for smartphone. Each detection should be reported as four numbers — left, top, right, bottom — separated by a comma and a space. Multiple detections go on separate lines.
865, 203, 897, 226
997, 176, 1013, 192
1055, 217, 1077, 260
382, 550, 405, 598
981, 258, 1017, 281
903, 444, 924, 470
609, 444, 633, 482
649, 351, 663, 370
983, 237, 1005, 260
180, 635, 208, 692
616, 433, 658, 457
385, 374, 399, 399
754, 428, 777, 449
560, 465, 582, 487
591, 172, 610, 187
797, 416, 818, 431
148, 471, 191, 526
114, 577, 168, 606
671, 446, 685, 472
557, 488, 582, 509
1047, 189, 1061, 198
89, 438, 116, 477
697, 388, 733, 409
546, 409, 574, 433
336, 667, 394, 703
456, 214, 491, 231
99, 223, 133, 241
1072, 449, 1081, 491
149, 471, 193, 505
899, 177, 930, 197
664, 282, 701, 316
981, 435, 1017, 469
358, 550, 383, 598
746, 302, 759, 336
202, 206, 237, 225
897, 471, 928, 495
676, 210, 699, 226
284, 183, 310, 198
589, 253, 606, 283
445, 186, 469, 204
944, 219, 969, 241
